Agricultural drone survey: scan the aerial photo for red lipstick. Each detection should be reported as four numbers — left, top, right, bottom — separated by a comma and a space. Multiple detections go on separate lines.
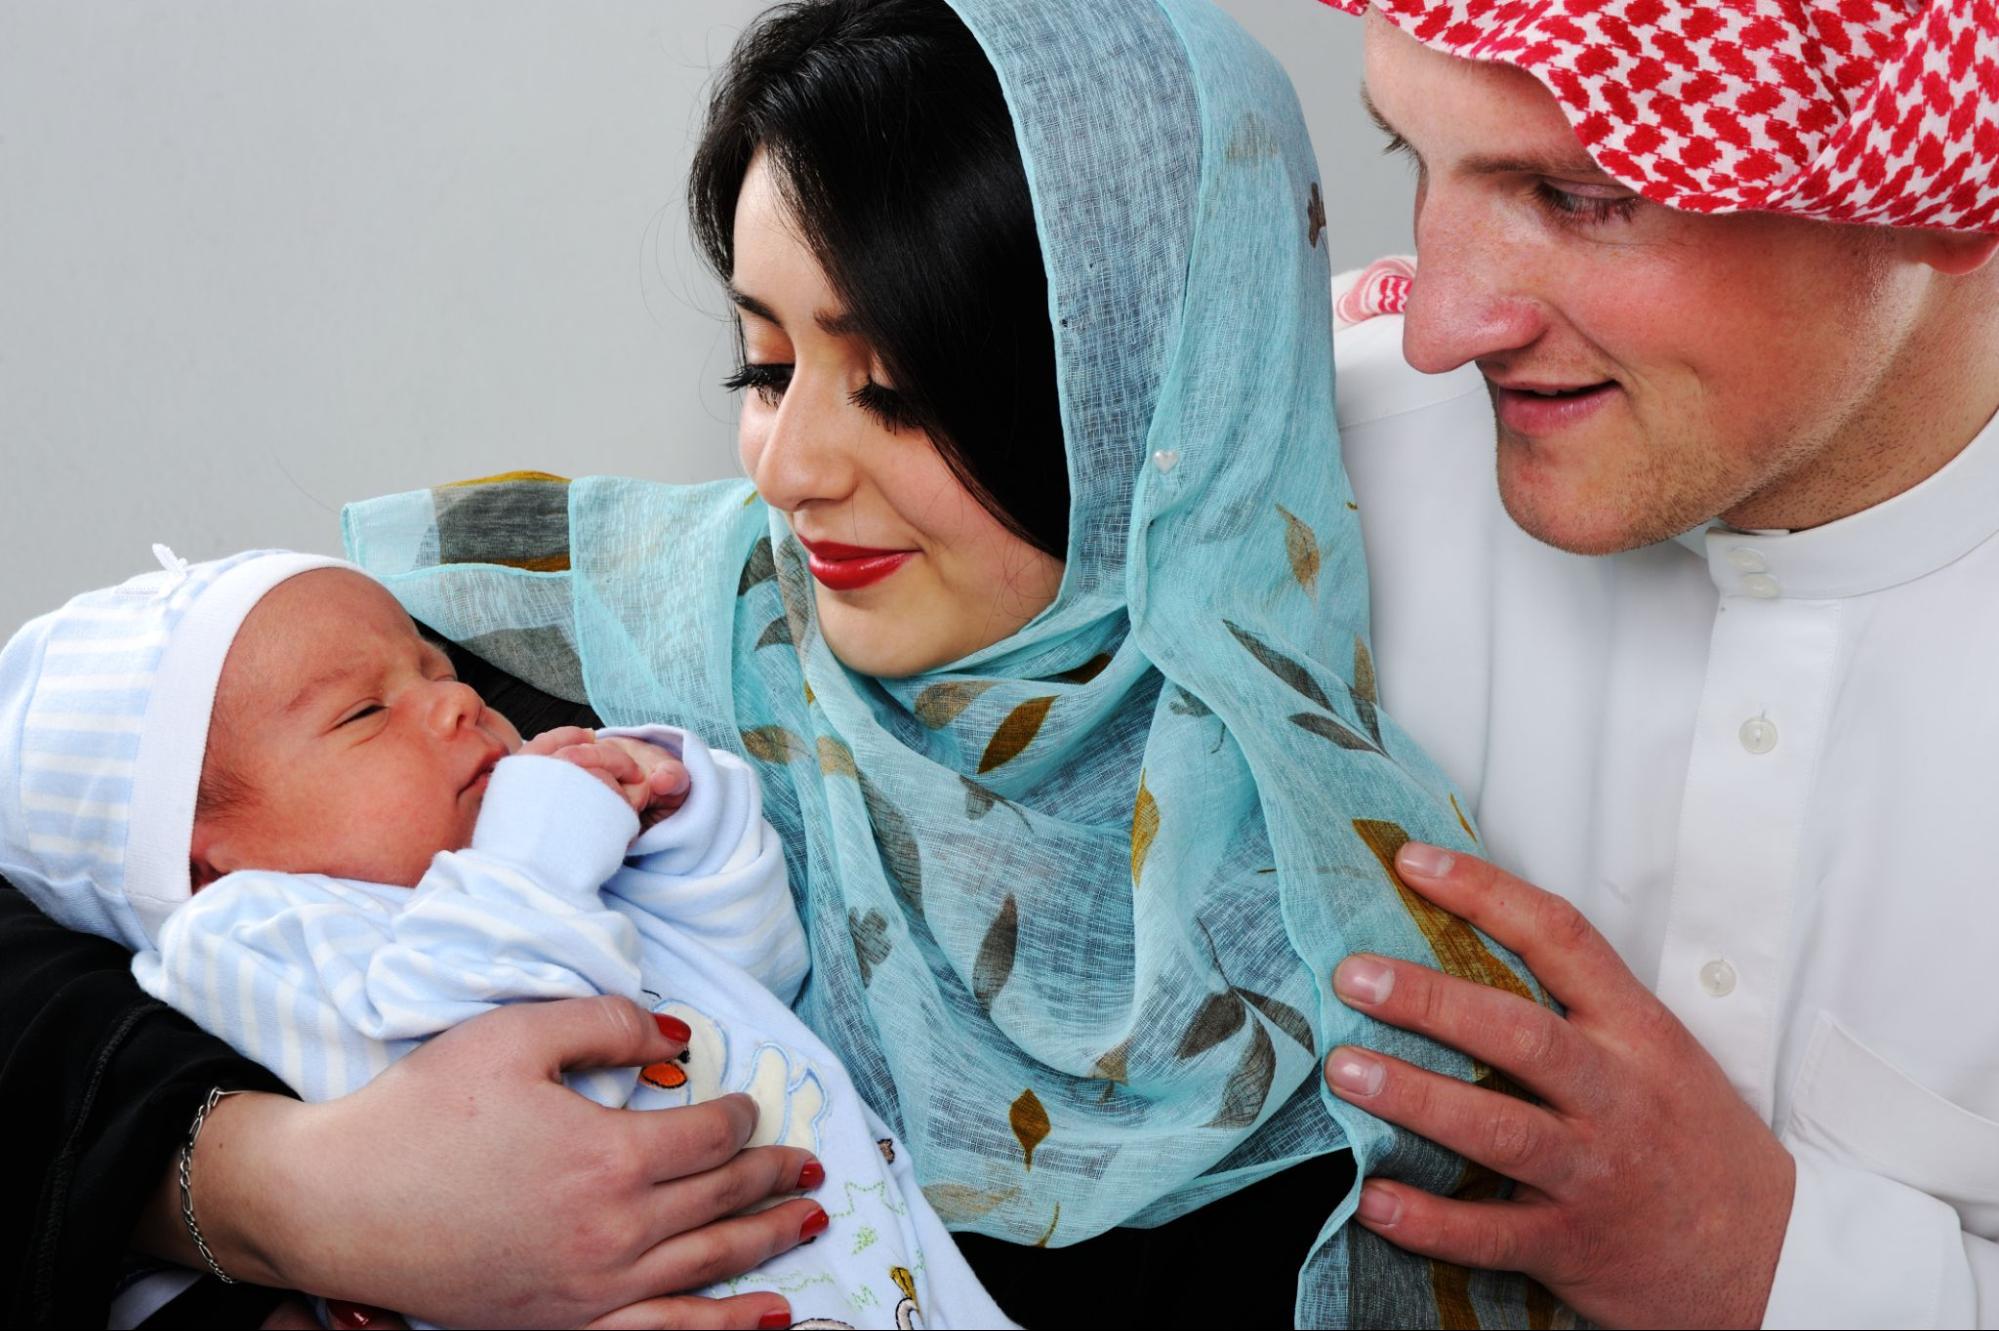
798, 539, 916, 592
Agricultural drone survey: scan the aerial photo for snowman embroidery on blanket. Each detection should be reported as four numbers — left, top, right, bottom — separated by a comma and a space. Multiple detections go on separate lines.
638, 999, 831, 1154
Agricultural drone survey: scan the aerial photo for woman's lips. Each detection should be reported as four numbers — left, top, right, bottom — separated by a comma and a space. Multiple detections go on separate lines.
1491, 381, 1620, 436
799, 540, 916, 592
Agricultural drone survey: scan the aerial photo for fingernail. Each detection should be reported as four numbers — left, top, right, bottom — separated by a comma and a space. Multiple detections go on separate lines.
799, 1207, 829, 1241
797, 1159, 825, 1190
1334, 956, 1395, 1005
758, 1310, 793, 1329
326, 1302, 380, 1330
654, 1013, 691, 1042
1326, 1047, 1386, 1097
1396, 841, 1455, 879
1357, 1184, 1402, 1226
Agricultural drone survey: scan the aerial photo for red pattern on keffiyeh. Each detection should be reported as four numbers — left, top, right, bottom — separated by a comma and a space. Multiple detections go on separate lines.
1322, 0, 1999, 234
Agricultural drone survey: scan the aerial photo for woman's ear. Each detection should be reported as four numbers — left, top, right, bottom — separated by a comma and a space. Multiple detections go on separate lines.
1904, 227, 1999, 276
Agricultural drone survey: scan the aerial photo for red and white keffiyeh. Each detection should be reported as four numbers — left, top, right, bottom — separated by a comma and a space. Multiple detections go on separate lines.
1322, 0, 1999, 234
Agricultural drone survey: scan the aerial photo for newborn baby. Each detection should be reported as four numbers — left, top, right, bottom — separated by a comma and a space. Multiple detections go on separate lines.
0, 548, 1009, 1331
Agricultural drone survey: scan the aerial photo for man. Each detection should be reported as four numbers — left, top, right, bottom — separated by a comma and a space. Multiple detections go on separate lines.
1313, 1, 1999, 1325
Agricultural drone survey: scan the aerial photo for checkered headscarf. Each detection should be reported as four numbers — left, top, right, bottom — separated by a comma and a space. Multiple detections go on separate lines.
1325, 0, 1999, 234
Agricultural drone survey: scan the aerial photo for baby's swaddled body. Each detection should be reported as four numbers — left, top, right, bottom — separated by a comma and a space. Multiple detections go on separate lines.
140, 727, 1005, 1331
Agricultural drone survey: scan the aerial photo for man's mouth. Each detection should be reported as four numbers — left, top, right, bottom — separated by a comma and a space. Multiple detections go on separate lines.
1487, 378, 1621, 434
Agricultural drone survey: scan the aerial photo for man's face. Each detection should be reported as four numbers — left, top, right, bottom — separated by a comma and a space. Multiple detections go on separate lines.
1362, 13, 1942, 554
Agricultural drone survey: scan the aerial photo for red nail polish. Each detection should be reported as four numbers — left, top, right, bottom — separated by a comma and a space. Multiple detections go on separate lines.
799, 1207, 829, 1241
757, 1311, 793, 1329
654, 1013, 691, 1042
326, 1302, 379, 1329
797, 1159, 825, 1190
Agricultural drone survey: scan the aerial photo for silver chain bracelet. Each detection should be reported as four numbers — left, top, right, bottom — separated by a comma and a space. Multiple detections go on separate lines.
177, 1086, 243, 1284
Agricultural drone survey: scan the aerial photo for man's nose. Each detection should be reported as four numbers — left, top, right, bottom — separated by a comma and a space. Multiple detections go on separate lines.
746, 376, 860, 516
1400, 185, 1549, 375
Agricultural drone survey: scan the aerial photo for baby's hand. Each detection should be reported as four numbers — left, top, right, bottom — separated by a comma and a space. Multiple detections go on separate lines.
599, 736, 692, 827
521, 728, 690, 825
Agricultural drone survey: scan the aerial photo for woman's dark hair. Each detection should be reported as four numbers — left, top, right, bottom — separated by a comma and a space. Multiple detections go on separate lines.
689, 0, 1069, 559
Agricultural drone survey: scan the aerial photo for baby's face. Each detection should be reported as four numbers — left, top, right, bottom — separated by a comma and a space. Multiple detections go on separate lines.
191, 569, 522, 888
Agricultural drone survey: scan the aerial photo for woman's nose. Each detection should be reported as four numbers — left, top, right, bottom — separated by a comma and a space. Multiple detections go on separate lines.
1400, 186, 1549, 375
744, 376, 859, 515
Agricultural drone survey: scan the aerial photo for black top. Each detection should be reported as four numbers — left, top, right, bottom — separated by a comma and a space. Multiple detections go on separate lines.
0, 645, 1348, 1328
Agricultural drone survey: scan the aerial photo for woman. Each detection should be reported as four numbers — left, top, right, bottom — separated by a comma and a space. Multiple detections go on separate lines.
5, 1, 1540, 1325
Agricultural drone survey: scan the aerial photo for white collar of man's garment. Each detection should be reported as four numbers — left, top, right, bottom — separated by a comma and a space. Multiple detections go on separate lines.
1663, 405, 1999, 600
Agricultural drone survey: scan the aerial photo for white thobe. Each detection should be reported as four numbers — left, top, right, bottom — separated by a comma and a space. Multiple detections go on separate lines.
1335, 314, 1999, 1329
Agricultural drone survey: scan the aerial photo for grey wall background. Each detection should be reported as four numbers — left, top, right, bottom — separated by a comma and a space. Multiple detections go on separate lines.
0, 1, 1413, 634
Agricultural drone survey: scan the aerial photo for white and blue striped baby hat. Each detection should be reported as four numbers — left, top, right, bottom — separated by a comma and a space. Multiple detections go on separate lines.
0, 547, 353, 949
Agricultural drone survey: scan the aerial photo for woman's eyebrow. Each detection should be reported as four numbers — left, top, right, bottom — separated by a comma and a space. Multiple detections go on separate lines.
726, 285, 781, 325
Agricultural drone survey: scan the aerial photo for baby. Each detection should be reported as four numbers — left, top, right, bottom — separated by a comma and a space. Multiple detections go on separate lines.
0, 548, 1009, 1331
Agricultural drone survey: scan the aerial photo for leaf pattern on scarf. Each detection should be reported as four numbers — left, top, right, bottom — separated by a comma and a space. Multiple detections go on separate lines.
1352, 635, 1382, 748
818, 735, 858, 778
1057, 652, 1113, 684
1238, 988, 1315, 1053
973, 895, 1020, 1013
1225, 622, 1333, 711
775, 541, 814, 641
1289, 712, 1379, 752
850, 908, 892, 987
1033, 1203, 1061, 1248
1450, 792, 1478, 844
860, 774, 923, 914
1168, 687, 1212, 719
978, 696, 1057, 774
1278, 504, 1321, 598
922, 1183, 1019, 1224
737, 534, 775, 595
740, 726, 806, 764
1352, 819, 1539, 1006
1176, 991, 1246, 1058
1205, 1021, 1276, 1128
1092, 1037, 1133, 1084
962, 776, 1031, 827
1010, 1088, 1051, 1171
754, 615, 792, 650
1131, 774, 1159, 887
915, 679, 997, 729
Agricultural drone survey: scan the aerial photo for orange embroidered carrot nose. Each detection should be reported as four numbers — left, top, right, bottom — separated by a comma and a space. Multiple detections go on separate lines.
641, 1056, 689, 1090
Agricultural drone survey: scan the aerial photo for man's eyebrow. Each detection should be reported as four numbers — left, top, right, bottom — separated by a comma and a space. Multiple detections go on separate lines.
727, 285, 863, 339
1359, 85, 1612, 180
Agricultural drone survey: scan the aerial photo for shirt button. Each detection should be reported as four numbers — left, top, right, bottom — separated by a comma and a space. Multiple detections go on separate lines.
1699, 959, 1737, 997
1739, 716, 1778, 755
1741, 573, 1781, 599
1726, 547, 1768, 573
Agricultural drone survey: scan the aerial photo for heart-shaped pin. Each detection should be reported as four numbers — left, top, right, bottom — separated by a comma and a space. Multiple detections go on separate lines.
1152, 450, 1180, 473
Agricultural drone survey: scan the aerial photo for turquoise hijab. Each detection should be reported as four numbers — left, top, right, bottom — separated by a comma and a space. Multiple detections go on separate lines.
347, 1, 1555, 1322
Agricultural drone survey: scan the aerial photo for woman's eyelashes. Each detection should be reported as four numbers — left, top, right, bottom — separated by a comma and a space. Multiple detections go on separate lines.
724, 362, 918, 431
1532, 180, 1643, 227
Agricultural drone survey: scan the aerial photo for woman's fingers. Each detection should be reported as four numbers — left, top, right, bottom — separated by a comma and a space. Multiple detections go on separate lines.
583, 1294, 792, 1331
1325, 1046, 1578, 1191
622, 1093, 764, 1183
653, 1144, 821, 1223
629, 1197, 829, 1303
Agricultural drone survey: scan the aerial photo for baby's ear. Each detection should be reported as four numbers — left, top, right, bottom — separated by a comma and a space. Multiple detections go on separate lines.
188, 823, 226, 892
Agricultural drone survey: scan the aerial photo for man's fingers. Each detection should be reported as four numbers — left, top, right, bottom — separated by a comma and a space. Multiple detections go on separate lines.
583, 1293, 790, 1331
1333, 955, 1601, 1109
1325, 1046, 1577, 1190
1351, 1179, 1559, 1276
629, 1198, 828, 1303
1389, 843, 1637, 1017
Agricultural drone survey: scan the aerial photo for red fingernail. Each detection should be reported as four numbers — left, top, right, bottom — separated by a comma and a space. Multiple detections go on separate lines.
798, 1159, 825, 1190
758, 1311, 792, 1329
654, 1013, 691, 1042
799, 1207, 829, 1241
326, 1302, 381, 1330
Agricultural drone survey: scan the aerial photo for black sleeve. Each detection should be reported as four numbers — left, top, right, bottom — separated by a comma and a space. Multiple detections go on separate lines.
0, 880, 292, 1328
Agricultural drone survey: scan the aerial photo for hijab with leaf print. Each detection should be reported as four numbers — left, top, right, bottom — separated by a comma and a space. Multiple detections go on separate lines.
345, 1, 1556, 1322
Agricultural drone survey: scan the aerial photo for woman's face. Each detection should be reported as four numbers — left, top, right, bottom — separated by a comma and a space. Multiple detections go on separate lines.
729, 153, 1066, 679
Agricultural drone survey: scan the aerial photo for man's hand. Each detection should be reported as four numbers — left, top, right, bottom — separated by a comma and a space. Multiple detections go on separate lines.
523, 727, 690, 826
1323, 842, 1795, 1328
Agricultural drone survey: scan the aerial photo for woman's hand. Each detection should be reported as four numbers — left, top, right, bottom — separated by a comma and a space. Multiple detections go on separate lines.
174, 996, 822, 1328
1322, 843, 1795, 1328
